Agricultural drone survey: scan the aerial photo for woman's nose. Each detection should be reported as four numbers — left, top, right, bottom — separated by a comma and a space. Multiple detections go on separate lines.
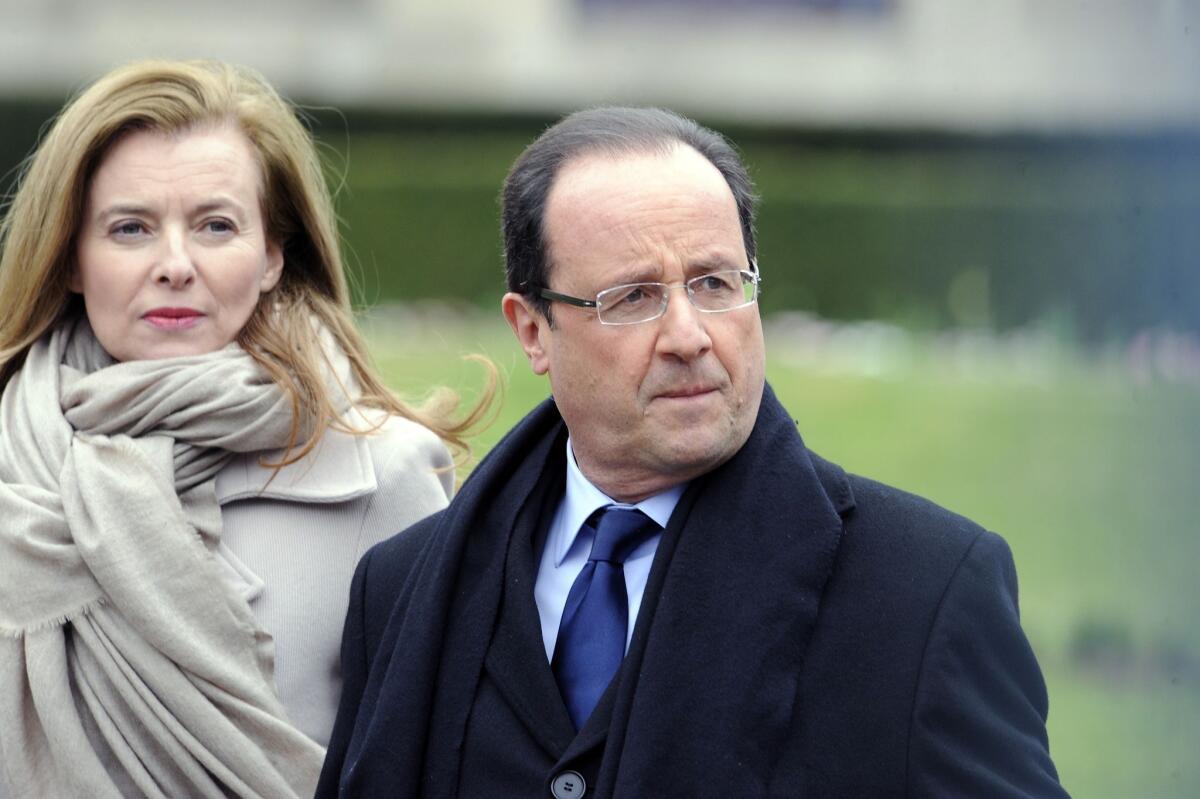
152, 231, 196, 288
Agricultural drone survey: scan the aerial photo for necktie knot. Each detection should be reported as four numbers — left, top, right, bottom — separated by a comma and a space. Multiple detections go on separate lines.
587, 506, 658, 564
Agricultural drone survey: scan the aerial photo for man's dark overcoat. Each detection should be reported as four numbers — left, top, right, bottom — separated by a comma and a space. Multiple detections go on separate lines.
317, 386, 1067, 798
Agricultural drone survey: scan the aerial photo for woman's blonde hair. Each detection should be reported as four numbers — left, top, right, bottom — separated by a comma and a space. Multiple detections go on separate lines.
0, 58, 494, 462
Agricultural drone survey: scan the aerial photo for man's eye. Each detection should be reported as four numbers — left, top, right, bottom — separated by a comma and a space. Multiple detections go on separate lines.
606, 286, 651, 306
696, 275, 731, 292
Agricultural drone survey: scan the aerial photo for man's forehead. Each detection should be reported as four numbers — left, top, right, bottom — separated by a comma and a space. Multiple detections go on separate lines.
550, 143, 727, 198
541, 144, 744, 284
544, 144, 738, 239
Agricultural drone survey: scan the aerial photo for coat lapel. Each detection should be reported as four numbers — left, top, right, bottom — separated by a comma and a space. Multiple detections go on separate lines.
609, 386, 852, 797
560, 482, 706, 786
482, 453, 578, 757
341, 399, 566, 799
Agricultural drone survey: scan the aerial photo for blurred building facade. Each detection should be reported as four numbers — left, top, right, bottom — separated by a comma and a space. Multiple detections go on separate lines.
0, 0, 1196, 132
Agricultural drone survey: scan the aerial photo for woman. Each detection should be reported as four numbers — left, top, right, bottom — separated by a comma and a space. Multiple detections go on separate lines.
0, 60, 489, 798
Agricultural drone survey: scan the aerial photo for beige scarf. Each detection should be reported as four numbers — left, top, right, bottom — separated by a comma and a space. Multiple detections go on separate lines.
0, 317, 332, 798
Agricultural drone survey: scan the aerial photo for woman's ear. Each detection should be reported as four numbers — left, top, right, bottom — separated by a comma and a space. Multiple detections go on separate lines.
260, 239, 284, 292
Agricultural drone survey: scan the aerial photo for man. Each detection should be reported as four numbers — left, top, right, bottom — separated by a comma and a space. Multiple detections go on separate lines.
318, 108, 1067, 798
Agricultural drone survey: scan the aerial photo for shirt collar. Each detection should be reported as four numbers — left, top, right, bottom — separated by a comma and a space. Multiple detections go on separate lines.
552, 437, 685, 566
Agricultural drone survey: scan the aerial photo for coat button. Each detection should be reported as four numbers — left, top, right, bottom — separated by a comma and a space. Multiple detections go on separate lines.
550, 770, 587, 798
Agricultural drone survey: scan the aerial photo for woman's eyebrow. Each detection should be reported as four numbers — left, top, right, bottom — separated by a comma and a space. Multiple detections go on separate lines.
94, 202, 154, 220
192, 197, 248, 217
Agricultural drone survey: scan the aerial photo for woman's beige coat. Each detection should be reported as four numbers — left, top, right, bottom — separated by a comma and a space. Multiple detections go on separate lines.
216, 412, 454, 746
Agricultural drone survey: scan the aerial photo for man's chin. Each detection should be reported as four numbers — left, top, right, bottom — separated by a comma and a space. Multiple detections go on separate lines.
650, 434, 741, 480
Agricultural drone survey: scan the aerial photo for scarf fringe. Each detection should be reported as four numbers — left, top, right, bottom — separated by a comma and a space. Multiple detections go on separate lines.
0, 596, 108, 638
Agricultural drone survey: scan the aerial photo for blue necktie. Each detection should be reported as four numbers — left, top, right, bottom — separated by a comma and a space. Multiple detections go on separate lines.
552, 506, 659, 730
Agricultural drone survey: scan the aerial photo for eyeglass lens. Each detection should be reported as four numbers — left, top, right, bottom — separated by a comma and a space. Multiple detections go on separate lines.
596, 270, 757, 324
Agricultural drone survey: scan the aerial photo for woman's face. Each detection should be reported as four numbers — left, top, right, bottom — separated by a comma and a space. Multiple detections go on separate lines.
71, 125, 283, 362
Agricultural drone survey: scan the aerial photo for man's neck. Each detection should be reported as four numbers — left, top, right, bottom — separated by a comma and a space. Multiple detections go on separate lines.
567, 440, 689, 505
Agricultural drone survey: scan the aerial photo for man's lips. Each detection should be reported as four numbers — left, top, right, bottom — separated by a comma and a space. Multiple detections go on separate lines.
655, 385, 719, 400
142, 307, 204, 329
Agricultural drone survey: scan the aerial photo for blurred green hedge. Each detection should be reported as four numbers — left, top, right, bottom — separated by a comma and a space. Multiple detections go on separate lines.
4, 102, 1196, 342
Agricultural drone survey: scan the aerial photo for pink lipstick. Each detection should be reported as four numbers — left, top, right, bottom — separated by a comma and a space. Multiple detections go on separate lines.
142, 307, 203, 329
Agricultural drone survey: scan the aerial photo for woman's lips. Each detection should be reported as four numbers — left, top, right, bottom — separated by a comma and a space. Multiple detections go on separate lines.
142, 308, 204, 329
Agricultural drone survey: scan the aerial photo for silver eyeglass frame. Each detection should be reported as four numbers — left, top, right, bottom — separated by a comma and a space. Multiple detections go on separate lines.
534, 263, 761, 326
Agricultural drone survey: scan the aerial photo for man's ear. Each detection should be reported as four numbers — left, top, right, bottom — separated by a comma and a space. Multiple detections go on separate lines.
502, 292, 550, 375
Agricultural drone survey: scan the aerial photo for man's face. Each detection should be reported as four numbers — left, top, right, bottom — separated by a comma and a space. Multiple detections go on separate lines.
503, 144, 765, 502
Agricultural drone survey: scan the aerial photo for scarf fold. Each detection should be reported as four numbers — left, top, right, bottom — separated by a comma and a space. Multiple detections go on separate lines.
0, 317, 338, 798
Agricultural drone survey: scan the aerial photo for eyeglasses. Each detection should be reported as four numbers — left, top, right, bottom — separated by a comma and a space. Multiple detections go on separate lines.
536, 267, 761, 326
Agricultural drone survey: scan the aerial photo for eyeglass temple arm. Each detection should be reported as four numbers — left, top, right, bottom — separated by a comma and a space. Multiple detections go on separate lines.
537, 288, 598, 309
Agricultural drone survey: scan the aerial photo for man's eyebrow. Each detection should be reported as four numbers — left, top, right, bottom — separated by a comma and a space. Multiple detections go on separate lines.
602, 257, 744, 287
603, 264, 661, 286
686, 255, 744, 275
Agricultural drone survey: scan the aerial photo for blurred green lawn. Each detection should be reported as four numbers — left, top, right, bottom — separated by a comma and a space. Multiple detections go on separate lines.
363, 308, 1200, 799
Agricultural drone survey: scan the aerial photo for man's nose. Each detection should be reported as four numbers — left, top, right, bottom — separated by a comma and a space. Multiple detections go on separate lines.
655, 286, 712, 360
152, 230, 196, 288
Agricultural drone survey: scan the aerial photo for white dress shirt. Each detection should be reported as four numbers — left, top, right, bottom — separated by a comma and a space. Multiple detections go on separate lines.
534, 438, 685, 662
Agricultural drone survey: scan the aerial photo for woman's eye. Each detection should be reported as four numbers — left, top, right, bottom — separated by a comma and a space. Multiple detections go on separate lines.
204, 218, 235, 234
112, 221, 146, 237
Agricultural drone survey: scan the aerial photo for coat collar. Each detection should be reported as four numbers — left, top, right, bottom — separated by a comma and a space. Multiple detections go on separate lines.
209, 425, 379, 606
462, 384, 857, 795
335, 384, 856, 798
214, 425, 377, 505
